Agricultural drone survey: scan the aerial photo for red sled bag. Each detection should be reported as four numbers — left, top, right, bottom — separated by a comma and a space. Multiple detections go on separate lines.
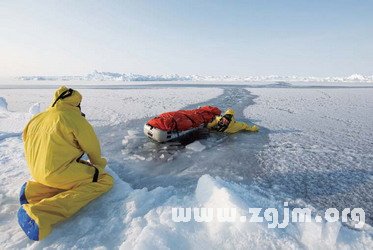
147, 106, 221, 131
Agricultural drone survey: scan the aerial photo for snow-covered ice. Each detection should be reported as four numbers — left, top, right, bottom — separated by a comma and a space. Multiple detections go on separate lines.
0, 83, 372, 249
244, 88, 373, 225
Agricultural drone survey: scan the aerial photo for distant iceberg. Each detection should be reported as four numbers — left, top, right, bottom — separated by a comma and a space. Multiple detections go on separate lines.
84, 70, 193, 81
17, 71, 373, 83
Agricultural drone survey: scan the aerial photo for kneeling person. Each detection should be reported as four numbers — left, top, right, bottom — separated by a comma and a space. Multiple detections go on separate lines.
18, 86, 113, 241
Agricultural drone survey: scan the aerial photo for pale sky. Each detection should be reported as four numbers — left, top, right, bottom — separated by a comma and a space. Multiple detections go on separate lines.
0, 0, 372, 77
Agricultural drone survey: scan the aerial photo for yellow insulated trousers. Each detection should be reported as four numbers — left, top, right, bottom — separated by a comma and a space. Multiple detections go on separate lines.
19, 173, 113, 240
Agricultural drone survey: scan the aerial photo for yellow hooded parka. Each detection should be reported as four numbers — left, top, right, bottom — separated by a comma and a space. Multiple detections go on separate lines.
18, 86, 113, 241
207, 108, 259, 133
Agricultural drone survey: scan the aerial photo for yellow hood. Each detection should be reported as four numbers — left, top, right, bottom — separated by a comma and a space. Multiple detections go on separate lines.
51, 86, 82, 108
224, 108, 235, 116
23, 85, 107, 186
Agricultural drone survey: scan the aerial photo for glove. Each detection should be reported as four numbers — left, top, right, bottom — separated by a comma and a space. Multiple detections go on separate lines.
247, 125, 259, 132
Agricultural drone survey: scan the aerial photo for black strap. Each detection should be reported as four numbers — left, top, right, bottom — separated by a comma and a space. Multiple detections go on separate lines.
76, 153, 84, 162
92, 166, 99, 182
51, 88, 74, 107
76, 153, 99, 182
77, 103, 86, 117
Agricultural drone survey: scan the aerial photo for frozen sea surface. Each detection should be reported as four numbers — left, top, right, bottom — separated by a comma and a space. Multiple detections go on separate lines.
246, 88, 373, 225
0, 83, 372, 249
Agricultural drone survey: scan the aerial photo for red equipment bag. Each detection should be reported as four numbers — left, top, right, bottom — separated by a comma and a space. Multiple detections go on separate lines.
147, 106, 221, 131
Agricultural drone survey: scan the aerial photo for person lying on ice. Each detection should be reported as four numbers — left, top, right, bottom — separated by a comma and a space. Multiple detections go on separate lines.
18, 86, 113, 241
207, 108, 259, 133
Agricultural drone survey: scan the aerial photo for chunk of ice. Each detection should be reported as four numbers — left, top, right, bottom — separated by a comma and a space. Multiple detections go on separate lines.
28, 102, 40, 115
186, 140, 206, 152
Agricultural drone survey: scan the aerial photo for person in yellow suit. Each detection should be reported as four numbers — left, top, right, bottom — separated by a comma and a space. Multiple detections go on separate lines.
207, 108, 259, 133
18, 86, 113, 241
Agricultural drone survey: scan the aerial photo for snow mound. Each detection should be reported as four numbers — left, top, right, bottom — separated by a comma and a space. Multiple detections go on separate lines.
28, 103, 40, 115
185, 140, 206, 152
0, 97, 8, 110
